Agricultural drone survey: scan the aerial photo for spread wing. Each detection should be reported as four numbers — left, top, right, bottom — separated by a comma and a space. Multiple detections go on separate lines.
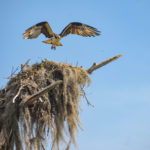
23, 22, 54, 39
60, 22, 100, 38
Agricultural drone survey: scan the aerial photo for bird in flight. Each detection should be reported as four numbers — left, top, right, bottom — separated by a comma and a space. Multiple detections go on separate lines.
23, 21, 100, 50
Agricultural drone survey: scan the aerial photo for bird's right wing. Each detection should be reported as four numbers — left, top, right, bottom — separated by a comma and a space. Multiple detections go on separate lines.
23, 22, 54, 39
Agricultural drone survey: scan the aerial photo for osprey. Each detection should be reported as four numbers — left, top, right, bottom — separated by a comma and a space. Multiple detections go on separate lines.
23, 21, 100, 50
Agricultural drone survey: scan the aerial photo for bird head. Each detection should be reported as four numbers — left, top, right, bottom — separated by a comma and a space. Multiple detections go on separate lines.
55, 34, 61, 39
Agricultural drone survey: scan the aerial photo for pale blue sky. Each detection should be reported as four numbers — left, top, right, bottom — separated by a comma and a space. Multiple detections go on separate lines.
0, 0, 150, 150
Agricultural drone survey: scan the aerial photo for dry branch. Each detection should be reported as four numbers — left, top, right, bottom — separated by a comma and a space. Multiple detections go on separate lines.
21, 59, 30, 72
24, 80, 63, 106
87, 54, 122, 74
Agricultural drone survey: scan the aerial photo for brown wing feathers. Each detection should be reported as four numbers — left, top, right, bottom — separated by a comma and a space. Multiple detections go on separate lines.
60, 22, 100, 38
41, 22, 54, 38
23, 21, 100, 41
23, 22, 54, 39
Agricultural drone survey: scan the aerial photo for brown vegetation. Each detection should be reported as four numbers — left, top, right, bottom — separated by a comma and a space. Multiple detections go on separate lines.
0, 55, 122, 150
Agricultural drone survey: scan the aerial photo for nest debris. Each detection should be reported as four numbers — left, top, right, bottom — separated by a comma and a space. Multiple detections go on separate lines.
0, 59, 90, 150
0, 55, 122, 150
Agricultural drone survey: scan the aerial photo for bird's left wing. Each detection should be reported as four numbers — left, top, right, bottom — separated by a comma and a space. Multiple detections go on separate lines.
60, 22, 100, 38
23, 22, 54, 39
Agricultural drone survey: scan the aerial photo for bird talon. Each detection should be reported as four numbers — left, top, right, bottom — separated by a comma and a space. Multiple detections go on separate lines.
51, 45, 56, 50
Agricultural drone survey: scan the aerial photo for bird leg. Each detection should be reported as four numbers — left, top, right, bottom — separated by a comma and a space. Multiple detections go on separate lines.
51, 45, 56, 50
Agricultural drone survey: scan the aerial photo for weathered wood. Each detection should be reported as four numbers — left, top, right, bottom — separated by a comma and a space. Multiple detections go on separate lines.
87, 54, 122, 74
24, 80, 62, 106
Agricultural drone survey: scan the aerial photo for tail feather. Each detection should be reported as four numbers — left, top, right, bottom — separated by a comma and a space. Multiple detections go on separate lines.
42, 40, 63, 46
42, 40, 52, 44
57, 41, 63, 46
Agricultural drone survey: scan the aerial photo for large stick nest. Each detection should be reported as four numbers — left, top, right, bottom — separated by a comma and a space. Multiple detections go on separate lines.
0, 59, 90, 150
0, 55, 122, 150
